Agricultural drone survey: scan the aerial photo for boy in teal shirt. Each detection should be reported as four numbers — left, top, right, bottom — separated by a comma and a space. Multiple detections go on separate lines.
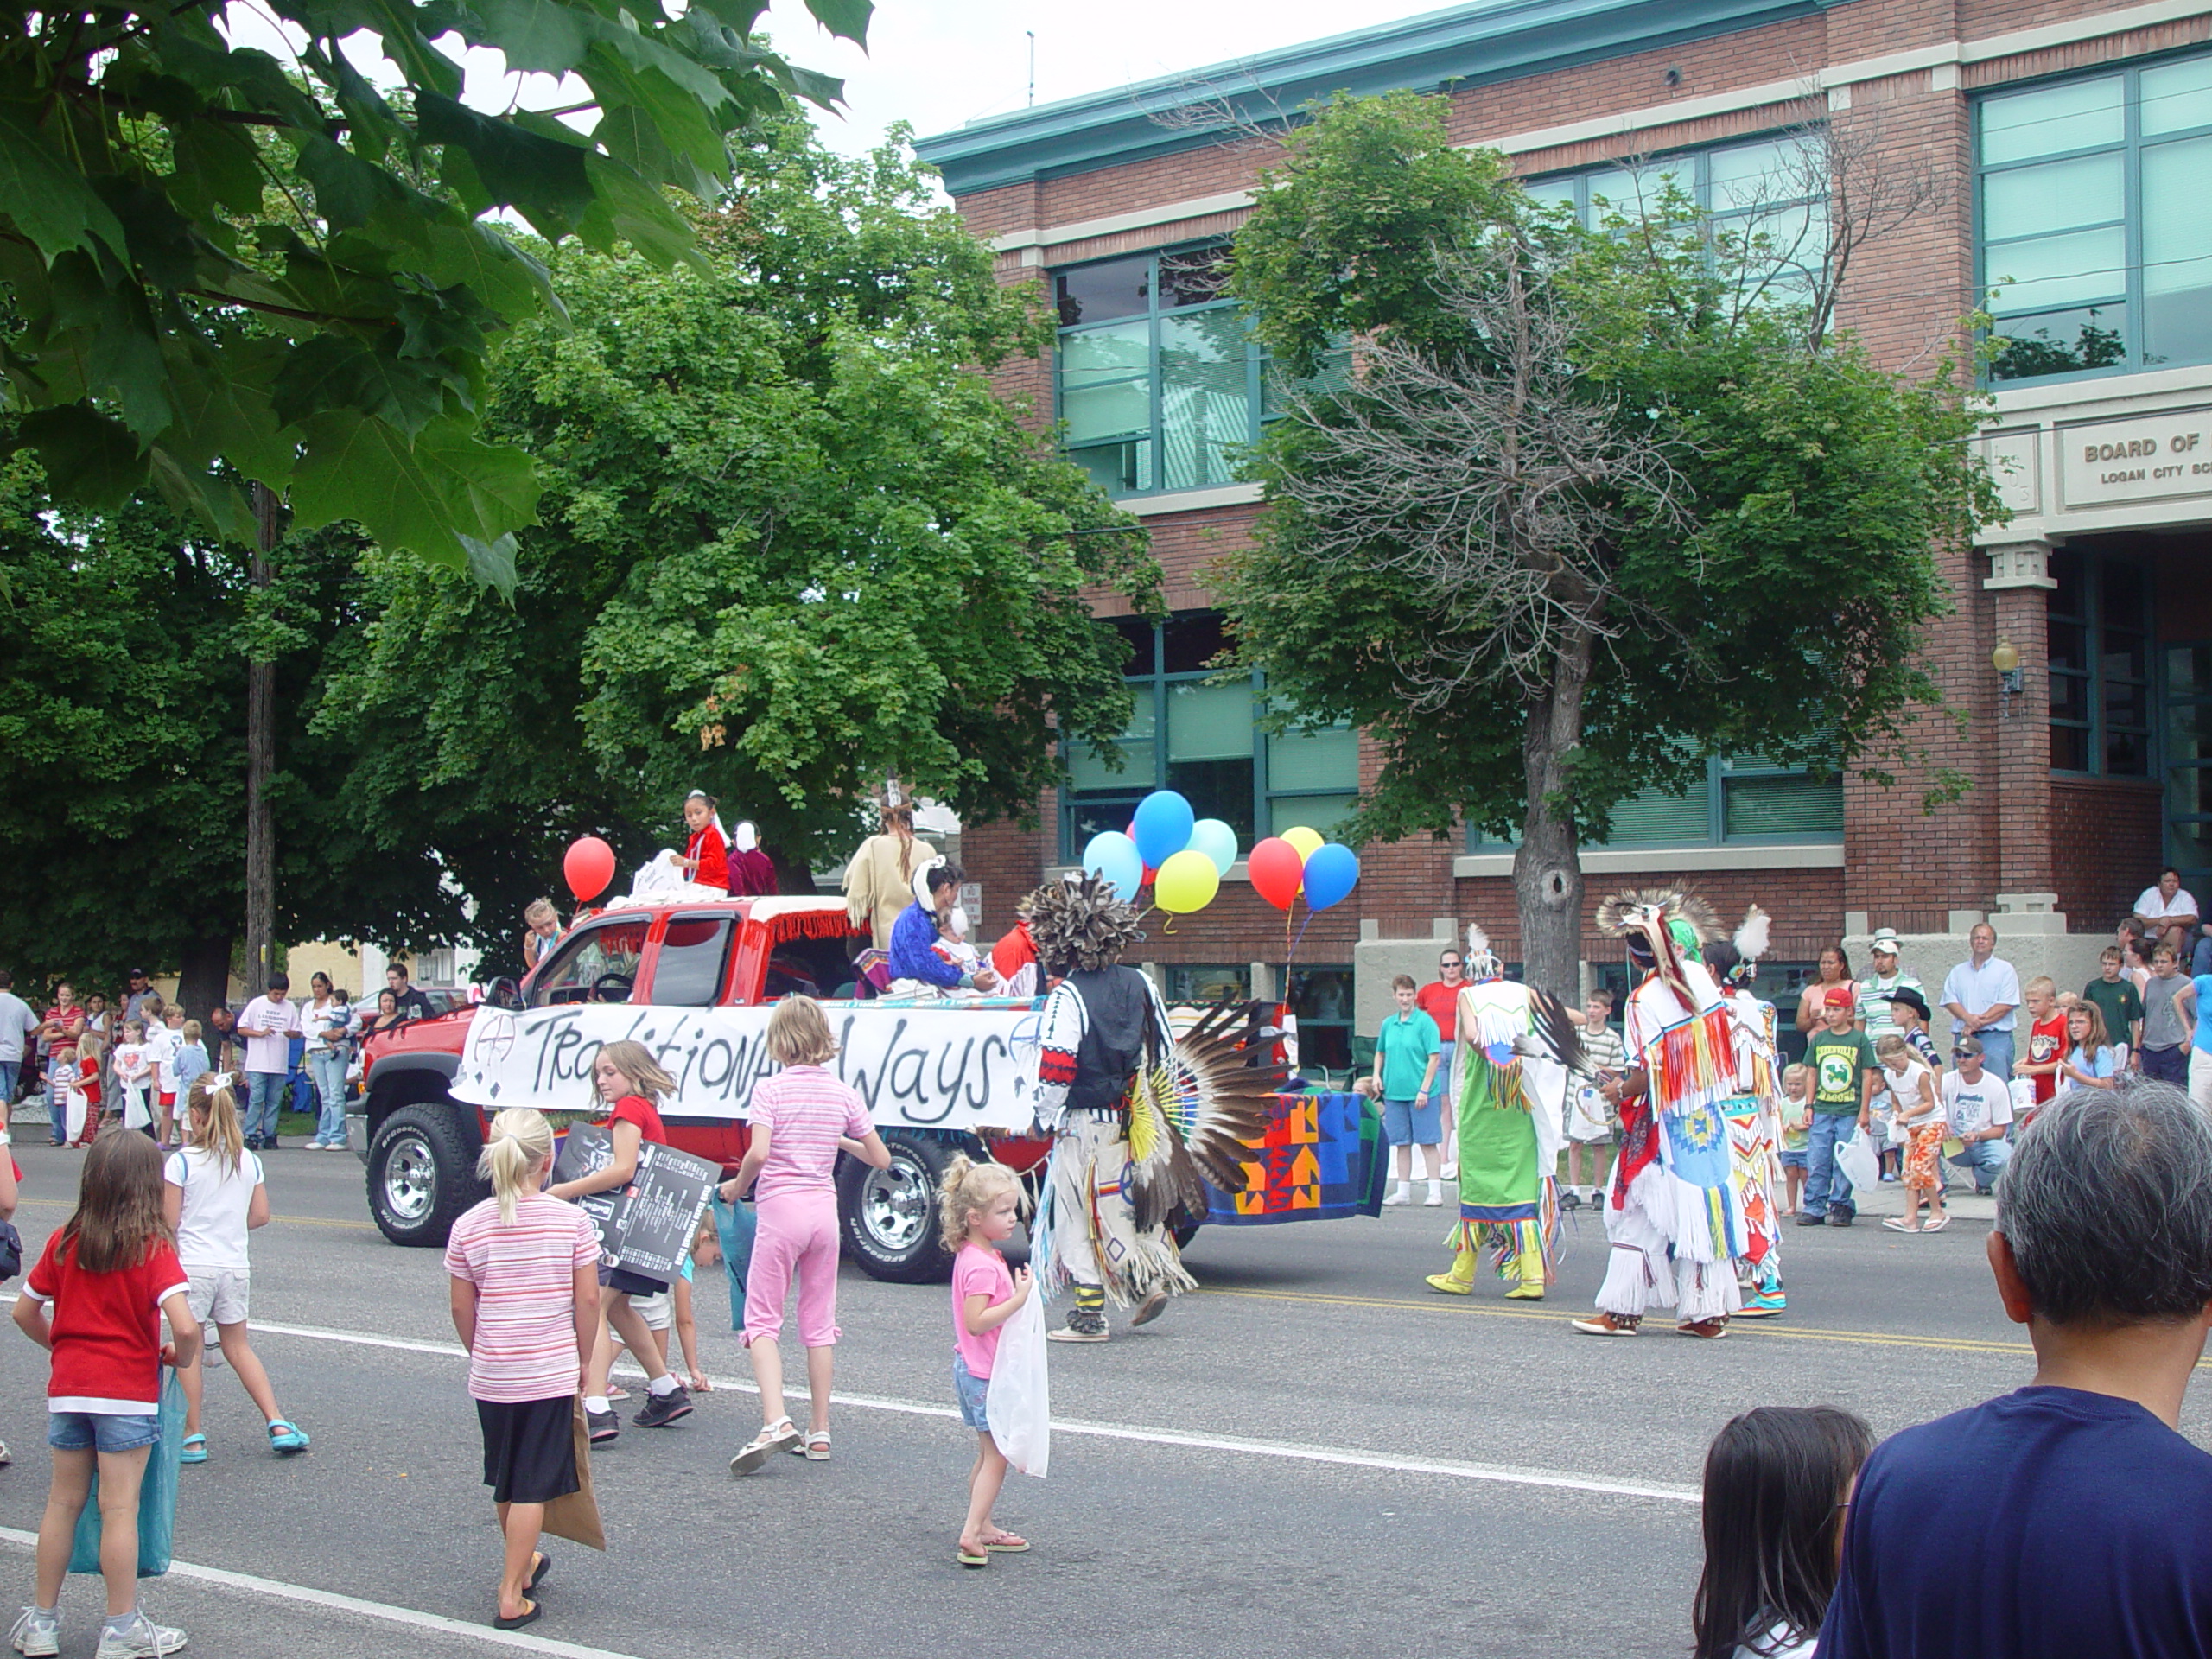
1373, 974, 1444, 1206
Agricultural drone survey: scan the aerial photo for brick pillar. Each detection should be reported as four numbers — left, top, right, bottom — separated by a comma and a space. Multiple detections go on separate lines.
1986, 540, 2056, 898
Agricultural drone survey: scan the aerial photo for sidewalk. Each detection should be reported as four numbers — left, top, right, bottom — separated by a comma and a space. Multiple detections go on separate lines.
1840, 1169, 1996, 1224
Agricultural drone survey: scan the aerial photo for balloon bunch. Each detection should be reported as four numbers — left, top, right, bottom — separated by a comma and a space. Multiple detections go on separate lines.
1077, 792, 1361, 949
1079, 791, 1240, 919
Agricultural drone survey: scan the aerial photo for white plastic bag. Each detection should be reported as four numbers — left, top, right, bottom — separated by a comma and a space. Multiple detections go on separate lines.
64, 1088, 88, 1143
632, 849, 685, 895
984, 1291, 1050, 1478
1833, 1126, 1880, 1198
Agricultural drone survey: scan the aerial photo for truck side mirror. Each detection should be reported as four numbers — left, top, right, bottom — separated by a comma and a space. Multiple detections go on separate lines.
486, 976, 524, 1012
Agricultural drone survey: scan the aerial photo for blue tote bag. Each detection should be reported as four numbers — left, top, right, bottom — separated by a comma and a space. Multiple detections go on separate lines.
70, 1367, 186, 1578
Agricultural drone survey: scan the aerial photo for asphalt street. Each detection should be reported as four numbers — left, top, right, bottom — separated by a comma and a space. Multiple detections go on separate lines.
0, 1143, 2196, 1659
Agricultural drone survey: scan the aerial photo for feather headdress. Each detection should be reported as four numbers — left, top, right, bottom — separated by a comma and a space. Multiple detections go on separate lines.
1027, 872, 1144, 975
1465, 924, 1503, 981
1592, 887, 1723, 944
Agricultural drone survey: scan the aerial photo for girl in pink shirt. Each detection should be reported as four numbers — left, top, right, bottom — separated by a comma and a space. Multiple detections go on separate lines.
942, 1156, 1032, 1568
720, 997, 890, 1473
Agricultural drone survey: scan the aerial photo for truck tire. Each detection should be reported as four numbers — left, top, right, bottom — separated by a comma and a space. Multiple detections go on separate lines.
367, 1105, 484, 1247
840, 1129, 956, 1284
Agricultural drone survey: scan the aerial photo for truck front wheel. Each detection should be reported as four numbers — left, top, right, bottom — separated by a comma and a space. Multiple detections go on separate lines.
840, 1129, 957, 1284
368, 1105, 483, 1247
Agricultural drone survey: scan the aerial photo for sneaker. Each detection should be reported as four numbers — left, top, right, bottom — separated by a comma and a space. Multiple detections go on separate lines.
1046, 1308, 1109, 1343
632, 1385, 693, 1428
1382, 1186, 1409, 1206
586, 1408, 620, 1445
93, 1611, 185, 1658
243, 1135, 261, 1151
1829, 1212, 1854, 1228
1796, 1213, 1826, 1227
1559, 1189, 1583, 1212
1423, 1187, 1444, 1207
10, 1607, 59, 1658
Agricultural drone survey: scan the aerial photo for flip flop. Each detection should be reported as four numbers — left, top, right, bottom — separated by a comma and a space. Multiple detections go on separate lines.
529, 1552, 552, 1592
983, 1533, 1029, 1553
1922, 1214, 1951, 1232
180, 1433, 207, 1465
956, 1547, 990, 1569
267, 1420, 309, 1453
1881, 1217, 1919, 1234
493, 1600, 541, 1631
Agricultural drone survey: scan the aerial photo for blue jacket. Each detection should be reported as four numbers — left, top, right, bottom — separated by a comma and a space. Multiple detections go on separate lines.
889, 900, 961, 988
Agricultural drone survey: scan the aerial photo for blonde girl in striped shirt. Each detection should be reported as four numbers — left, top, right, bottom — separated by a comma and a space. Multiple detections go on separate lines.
445, 1109, 600, 1633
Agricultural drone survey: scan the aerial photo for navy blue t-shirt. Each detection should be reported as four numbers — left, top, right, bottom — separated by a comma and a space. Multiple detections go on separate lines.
1821, 1386, 2212, 1658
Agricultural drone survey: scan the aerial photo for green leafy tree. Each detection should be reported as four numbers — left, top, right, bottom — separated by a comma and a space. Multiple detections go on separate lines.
0, 0, 869, 583
1219, 93, 1999, 991
0, 467, 481, 1012
319, 122, 1157, 928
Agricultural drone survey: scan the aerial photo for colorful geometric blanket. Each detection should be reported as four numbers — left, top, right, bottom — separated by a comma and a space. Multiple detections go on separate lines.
1202, 1090, 1387, 1225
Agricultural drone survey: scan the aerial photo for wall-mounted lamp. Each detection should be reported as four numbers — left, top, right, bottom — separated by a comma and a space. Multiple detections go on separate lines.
1664, 66, 1683, 86
1993, 639, 2023, 718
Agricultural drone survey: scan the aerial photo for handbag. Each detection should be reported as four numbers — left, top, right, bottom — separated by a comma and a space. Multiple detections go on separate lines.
0, 1218, 21, 1281
70, 1369, 184, 1578
539, 1399, 607, 1551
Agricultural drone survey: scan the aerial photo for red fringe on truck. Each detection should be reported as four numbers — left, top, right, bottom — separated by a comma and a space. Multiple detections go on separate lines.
767, 909, 860, 943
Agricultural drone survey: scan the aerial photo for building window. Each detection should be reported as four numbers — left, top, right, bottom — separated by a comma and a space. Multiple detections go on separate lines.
1471, 750, 1841, 852
1166, 963, 1251, 1002
1978, 52, 2212, 382
1288, 966, 1354, 1074
2049, 549, 2151, 776
1060, 611, 1359, 859
1522, 131, 1827, 307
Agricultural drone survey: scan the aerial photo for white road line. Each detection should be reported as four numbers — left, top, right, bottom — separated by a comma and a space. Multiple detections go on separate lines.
0, 1528, 648, 1659
241, 1313, 1699, 1506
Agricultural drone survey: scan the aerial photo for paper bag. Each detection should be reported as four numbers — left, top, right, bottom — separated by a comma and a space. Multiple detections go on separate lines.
540, 1399, 607, 1551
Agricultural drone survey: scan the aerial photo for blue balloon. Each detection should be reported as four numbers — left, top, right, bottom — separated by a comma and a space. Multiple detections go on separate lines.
1188, 817, 1239, 876
1131, 790, 1196, 870
1082, 830, 1146, 903
1302, 842, 1360, 911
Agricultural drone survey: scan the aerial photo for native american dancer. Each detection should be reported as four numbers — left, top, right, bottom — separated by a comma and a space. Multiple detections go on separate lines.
1027, 874, 1281, 1342
1700, 907, 1789, 1319
1573, 888, 1751, 1339
1425, 928, 1580, 1302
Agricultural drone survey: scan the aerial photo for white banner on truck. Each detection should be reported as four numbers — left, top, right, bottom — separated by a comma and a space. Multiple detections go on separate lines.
451, 1001, 1046, 1133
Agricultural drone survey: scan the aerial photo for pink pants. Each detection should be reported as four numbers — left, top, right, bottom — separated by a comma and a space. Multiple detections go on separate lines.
743, 1189, 842, 1348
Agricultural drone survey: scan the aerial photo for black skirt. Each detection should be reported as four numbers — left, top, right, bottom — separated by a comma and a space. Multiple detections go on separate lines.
477, 1395, 579, 1506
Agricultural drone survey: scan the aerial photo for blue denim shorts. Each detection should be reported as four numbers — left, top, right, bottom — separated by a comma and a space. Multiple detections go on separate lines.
1382, 1097, 1442, 1146
48, 1411, 161, 1453
953, 1352, 990, 1430
1779, 1149, 1809, 1169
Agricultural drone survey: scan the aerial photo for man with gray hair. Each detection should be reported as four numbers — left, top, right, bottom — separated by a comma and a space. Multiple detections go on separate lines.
1820, 1078, 2212, 1657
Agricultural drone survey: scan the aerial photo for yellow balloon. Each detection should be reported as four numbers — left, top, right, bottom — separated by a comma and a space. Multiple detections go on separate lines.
1281, 825, 1325, 863
1154, 849, 1222, 915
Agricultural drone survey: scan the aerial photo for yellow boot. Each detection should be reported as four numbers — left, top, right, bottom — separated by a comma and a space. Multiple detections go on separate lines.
1425, 1243, 1478, 1296
1504, 1242, 1546, 1300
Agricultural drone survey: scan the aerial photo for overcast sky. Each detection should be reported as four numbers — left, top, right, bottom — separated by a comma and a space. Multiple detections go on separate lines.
797, 0, 1459, 157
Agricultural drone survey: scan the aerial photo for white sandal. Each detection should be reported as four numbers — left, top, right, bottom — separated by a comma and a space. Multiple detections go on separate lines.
729, 1418, 800, 1476
790, 1429, 830, 1461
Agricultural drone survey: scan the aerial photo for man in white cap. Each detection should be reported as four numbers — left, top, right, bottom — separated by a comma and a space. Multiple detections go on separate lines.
1858, 930, 1925, 1181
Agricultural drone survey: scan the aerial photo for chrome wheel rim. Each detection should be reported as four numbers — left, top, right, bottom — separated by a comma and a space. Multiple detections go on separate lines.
381, 1130, 437, 1224
858, 1154, 931, 1254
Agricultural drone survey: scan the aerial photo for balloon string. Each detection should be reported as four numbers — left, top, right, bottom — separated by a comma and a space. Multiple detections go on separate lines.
1160, 915, 1178, 935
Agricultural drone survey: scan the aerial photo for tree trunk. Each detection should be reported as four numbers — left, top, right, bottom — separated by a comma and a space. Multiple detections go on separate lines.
1511, 621, 1595, 999
244, 484, 280, 996
175, 934, 233, 1025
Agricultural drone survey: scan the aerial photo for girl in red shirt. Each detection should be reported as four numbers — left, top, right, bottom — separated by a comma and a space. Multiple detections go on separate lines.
678, 791, 729, 892
13, 1131, 200, 1659
70, 1036, 103, 1147
546, 1039, 691, 1445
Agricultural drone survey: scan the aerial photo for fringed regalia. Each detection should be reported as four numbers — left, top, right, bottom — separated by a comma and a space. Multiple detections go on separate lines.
1721, 987, 1789, 1314
1025, 875, 1279, 1325
1587, 889, 1750, 1332
1427, 968, 1577, 1300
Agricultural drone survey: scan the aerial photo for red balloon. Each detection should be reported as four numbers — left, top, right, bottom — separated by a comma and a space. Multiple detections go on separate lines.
1248, 836, 1305, 911
563, 836, 616, 903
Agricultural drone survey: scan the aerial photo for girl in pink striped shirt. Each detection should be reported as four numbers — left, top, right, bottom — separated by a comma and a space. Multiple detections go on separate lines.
445, 1109, 600, 1632
721, 997, 891, 1473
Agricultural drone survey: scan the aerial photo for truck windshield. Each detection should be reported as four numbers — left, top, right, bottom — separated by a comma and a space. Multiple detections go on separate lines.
531, 917, 649, 1007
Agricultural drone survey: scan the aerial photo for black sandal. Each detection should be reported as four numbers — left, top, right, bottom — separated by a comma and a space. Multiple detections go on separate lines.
529, 1552, 551, 1592
493, 1600, 541, 1631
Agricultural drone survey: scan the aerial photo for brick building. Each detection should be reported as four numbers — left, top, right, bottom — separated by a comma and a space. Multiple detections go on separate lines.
914, 0, 2212, 1067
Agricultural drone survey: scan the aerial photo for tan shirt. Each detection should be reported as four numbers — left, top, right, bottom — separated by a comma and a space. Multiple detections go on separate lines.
842, 832, 923, 950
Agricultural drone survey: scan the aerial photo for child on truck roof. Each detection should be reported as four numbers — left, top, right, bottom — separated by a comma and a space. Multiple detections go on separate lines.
547, 1040, 694, 1445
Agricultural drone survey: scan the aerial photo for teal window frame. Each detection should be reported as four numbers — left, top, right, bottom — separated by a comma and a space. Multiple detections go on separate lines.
1974, 48, 2212, 385
1467, 752, 1843, 852
1053, 245, 1264, 499
1058, 611, 1358, 860
2049, 547, 2152, 777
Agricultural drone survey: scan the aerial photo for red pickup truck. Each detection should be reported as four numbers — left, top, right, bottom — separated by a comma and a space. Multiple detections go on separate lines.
352, 894, 1056, 1282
